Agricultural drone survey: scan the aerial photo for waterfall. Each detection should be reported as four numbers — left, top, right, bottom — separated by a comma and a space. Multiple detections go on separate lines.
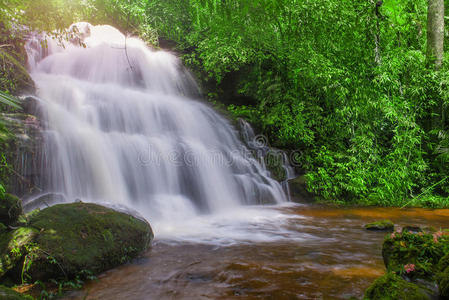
23, 23, 287, 223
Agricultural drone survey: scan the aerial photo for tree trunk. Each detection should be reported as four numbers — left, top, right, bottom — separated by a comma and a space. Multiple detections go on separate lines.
427, 0, 444, 69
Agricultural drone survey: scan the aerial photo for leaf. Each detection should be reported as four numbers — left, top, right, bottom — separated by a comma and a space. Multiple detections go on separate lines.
0, 91, 21, 109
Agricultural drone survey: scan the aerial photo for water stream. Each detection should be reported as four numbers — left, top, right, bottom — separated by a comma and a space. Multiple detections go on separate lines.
24, 23, 286, 241
63, 205, 449, 299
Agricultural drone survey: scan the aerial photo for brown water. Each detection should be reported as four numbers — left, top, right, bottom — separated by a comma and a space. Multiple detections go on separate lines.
65, 204, 449, 300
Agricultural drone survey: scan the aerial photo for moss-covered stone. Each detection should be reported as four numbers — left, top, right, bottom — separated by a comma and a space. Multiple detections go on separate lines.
365, 220, 394, 232
264, 151, 288, 182
288, 175, 315, 202
0, 227, 38, 278
0, 194, 22, 225
364, 273, 431, 300
23, 203, 153, 281
382, 231, 449, 280
436, 253, 449, 297
0, 285, 31, 300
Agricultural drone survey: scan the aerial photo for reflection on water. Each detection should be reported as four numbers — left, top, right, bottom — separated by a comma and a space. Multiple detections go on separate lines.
64, 204, 449, 300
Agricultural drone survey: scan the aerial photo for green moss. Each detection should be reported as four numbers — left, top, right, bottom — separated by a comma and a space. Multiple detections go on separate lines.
0, 227, 38, 278
25, 203, 153, 281
436, 253, 449, 297
264, 151, 287, 182
364, 273, 431, 300
382, 231, 449, 280
364, 220, 394, 232
0, 285, 32, 300
0, 194, 22, 225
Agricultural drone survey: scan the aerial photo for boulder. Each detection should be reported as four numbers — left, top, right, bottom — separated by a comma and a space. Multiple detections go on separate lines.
0, 193, 22, 225
364, 220, 394, 232
382, 230, 449, 280
0, 203, 153, 283
364, 273, 431, 300
23, 202, 153, 281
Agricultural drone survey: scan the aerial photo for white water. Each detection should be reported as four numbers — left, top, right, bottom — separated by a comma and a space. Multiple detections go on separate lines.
25, 23, 290, 244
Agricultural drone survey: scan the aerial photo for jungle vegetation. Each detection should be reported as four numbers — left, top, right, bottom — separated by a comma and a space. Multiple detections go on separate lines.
1, 0, 449, 207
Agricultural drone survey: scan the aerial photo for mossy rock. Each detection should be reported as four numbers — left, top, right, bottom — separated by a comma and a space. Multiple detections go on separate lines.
436, 253, 449, 297
0, 194, 22, 225
364, 273, 432, 300
0, 285, 31, 300
382, 231, 449, 280
23, 203, 153, 281
0, 227, 38, 278
264, 151, 288, 182
438, 253, 449, 273
288, 175, 315, 202
365, 220, 394, 232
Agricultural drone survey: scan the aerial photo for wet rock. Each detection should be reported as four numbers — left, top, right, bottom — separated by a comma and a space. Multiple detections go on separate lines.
20, 203, 153, 281
364, 273, 432, 300
22, 193, 66, 212
264, 151, 288, 182
0, 285, 30, 300
364, 220, 394, 232
0, 110, 43, 197
0, 193, 22, 225
288, 175, 314, 202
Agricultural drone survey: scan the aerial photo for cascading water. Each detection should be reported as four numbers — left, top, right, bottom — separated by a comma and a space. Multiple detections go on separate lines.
23, 23, 288, 241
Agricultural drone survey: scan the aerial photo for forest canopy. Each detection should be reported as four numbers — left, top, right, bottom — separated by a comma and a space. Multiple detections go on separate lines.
1, 0, 449, 207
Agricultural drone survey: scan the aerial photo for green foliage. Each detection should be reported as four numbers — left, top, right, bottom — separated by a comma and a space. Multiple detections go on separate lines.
1, 0, 449, 206
0, 91, 20, 109
383, 230, 449, 280
106, 0, 449, 206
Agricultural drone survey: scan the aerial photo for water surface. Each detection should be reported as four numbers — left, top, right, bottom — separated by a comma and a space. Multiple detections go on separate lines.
65, 204, 449, 300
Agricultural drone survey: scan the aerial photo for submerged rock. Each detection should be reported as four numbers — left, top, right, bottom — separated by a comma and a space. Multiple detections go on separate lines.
364, 220, 394, 232
364, 273, 431, 300
0, 285, 31, 300
0, 193, 22, 225
0, 203, 153, 283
